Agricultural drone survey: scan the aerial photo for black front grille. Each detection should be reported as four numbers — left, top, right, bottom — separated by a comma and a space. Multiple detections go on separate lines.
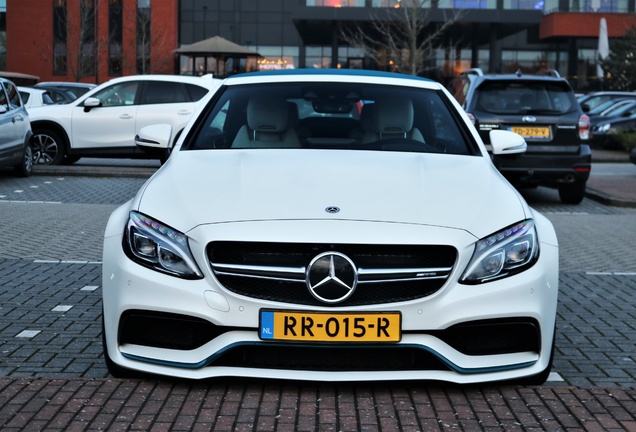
429, 318, 541, 355
211, 345, 451, 372
208, 242, 457, 306
119, 311, 226, 350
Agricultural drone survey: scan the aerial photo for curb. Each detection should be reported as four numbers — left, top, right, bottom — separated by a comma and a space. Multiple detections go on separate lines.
32, 166, 157, 179
585, 187, 636, 208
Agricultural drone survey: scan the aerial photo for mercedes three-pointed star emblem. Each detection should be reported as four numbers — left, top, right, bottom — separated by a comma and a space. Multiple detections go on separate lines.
306, 252, 358, 304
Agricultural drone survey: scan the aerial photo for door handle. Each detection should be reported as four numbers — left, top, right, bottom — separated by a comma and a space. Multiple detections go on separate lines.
177, 110, 192, 115
119, 114, 133, 119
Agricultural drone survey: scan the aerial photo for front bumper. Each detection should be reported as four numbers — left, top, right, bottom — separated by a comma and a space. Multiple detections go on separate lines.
102, 218, 559, 384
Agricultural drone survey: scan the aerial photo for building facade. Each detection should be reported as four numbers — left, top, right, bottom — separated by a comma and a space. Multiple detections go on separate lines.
6, 0, 178, 84
5, 0, 636, 91
178, 0, 636, 91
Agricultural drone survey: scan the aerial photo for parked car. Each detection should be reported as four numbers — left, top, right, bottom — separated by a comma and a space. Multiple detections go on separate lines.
589, 99, 636, 148
102, 69, 559, 385
18, 86, 55, 109
0, 78, 33, 176
590, 98, 636, 121
588, 98, 636, 145
630, 146, 636, 165
578, 91, 636, 113
590, 115, 636, 148
449, 68, 591, 204
586, 97, 636, 116
29, 75, 222, 165
34, 81, 96, 100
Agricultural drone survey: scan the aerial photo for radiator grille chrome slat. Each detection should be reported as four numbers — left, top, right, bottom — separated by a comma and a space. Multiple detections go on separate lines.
207, 242, 457, 306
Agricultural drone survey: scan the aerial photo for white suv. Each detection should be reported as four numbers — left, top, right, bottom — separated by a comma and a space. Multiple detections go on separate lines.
0, 78, 33, 176
29, 75, 221, 165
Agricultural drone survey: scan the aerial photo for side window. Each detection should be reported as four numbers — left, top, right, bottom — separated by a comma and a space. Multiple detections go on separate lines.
5, 82, 21, 110
0, 84, 8, 110
92, 81, 139, 107
141, 81, 188, 105
19, 91, 31, 104
185, 83, 209, 102
42, 93, 55, 105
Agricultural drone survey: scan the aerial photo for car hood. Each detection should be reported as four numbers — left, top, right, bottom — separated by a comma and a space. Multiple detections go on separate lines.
136, 150, 528, 239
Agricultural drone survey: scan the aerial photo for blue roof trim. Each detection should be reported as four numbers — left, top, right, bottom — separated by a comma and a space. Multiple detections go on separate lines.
232, 68, 434, 83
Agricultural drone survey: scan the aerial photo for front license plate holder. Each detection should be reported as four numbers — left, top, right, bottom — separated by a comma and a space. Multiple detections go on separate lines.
259, 310, 402, 343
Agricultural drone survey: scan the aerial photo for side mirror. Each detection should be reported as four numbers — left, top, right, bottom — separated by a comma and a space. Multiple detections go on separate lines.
490, 130, 527, 155
135, 124, 173, 149
0, 105, 7, 114
581, 103, 590, 113
83, 97, 101, 112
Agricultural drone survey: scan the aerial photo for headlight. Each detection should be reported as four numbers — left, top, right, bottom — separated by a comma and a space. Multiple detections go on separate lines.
123, 211, 203, 279
460, 220, 539, 284
598, 123, 611, 133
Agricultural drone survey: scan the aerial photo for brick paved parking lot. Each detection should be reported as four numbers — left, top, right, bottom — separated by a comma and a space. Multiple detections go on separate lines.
0, 171, 635, 430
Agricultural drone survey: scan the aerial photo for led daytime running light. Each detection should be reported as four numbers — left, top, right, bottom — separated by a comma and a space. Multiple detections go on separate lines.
126, 212, 203, 279
461, 220, 538, 284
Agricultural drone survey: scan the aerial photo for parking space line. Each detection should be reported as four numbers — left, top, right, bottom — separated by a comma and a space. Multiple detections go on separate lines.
15, 330, 40, 338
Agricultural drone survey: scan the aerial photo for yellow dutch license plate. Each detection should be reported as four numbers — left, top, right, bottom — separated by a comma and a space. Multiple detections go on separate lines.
259, 310, 401, 343
510, 126, 550, 139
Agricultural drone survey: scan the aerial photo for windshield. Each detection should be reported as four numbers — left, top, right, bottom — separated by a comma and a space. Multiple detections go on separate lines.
474, 80, 576, 115
600, 100, 636, 117
187, 82, 475, 156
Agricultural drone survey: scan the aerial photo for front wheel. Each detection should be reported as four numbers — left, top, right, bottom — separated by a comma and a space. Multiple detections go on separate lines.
14, 143, 33, 177
558, 181, 586, 204
32, 129, 66, 165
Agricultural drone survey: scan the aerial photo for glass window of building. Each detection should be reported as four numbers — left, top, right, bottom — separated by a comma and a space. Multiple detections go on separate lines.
137, 0, 151, 74
109, 0, 123, 76
307, 0, 364, 6
306, 46, 332, 69
568, 0, 627, 12
256, 46, 298, 70
53, 0, 67, 75
503, 0, 545, 9
80, 0, 96, 76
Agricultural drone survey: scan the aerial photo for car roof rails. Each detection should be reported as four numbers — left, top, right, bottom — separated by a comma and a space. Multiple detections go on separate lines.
535, 69, 561, 78
459, 68, 483, 77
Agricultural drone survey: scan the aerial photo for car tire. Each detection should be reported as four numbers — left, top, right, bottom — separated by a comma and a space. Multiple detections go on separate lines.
101, 316, 139, 379
558, 181, 586, 204
159, 147, 171, 165
32, 128, 66, 165
14, 143, 33, 177
63, 155, 81, 165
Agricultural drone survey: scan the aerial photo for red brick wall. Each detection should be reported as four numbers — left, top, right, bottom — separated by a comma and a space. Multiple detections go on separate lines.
6, 0, 178, 84
540, 13, 636, 39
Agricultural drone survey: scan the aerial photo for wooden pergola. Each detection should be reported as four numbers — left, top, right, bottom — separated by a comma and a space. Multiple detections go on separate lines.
175, 36, 260, 78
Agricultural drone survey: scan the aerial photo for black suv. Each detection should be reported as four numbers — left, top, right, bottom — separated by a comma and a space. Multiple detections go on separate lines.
449, 68, 591, 204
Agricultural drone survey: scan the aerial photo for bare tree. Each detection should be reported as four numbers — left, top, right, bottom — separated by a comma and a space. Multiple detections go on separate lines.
119, 4, 173, 75
33, 0, 109, 82
67, 0, 108, 81
340, 0, 463, 76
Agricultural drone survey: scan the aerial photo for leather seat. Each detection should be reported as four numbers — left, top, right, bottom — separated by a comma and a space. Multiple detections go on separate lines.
361, 98, 424, 144
231, 98, 301, 148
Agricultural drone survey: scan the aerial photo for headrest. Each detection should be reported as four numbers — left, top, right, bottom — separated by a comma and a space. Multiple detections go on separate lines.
372, 98, 414, 135
247, 98, 288, 132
